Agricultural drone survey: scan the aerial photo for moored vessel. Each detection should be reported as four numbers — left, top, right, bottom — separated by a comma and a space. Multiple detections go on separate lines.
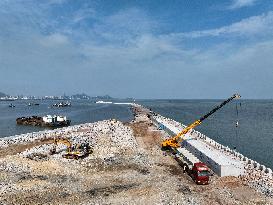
16, 115, 71, 128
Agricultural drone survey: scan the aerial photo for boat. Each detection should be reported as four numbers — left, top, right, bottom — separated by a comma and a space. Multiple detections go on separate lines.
28, 103, 40, 106
95, 101, 113, 104
9, 103, 15, 108
51, 101, 71, 107
16, 115, 71, 128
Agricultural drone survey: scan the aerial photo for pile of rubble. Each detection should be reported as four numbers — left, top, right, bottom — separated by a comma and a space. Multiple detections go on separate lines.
0, 119, 137, 150
0, 119, 142, 176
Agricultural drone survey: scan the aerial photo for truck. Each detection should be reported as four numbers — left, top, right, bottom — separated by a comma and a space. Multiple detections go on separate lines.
174, 147, 210, 185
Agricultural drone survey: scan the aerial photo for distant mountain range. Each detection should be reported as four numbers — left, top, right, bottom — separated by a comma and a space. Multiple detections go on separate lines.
68, 94, 115, 100
70, 93, 91, 100
0, 92, 120, 100
93, 95, 113, 100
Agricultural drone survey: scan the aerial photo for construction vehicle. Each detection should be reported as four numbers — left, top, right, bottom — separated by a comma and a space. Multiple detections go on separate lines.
50, 138, 93, 160
161, 93, 241, 150
174, 148, 210, 185
161, 94, 241, 184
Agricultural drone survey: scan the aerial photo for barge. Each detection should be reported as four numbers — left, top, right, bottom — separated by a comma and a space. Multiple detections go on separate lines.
51, 101, 71, 107
16, 115, 71, 128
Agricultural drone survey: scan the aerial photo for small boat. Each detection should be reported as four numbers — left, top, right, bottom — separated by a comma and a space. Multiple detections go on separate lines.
51, 101, 71, 108
28, 103, 40, 106
95, 101, 112, 104
9, 103, 15, 108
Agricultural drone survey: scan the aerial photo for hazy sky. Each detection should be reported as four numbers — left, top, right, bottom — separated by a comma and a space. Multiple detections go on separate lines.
1, 0, 273, 99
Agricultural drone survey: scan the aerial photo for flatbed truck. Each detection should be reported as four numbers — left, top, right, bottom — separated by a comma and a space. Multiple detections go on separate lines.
174, 147, 210, 185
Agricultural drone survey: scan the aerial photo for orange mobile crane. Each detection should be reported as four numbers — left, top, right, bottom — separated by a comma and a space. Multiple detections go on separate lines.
161, 93, 241, 150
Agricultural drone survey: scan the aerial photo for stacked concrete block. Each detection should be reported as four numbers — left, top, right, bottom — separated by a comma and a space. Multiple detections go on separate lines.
152, 114, 245, 177
146, 109, 273, 195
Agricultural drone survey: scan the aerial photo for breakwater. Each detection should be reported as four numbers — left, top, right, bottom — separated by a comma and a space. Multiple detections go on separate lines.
140, 99, 273, 170
0, 103, 273, 204
133, 103, 273, 197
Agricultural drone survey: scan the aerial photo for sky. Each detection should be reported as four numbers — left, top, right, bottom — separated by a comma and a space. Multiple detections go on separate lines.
0, 0, 273, 99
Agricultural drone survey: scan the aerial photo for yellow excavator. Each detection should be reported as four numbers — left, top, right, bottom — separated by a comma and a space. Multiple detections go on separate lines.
50, 138, 93, 159
161, 94, 241, 150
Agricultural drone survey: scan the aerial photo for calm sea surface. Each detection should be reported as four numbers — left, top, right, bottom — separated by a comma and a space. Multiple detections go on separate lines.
0, 99, 272, 169
0, 100, 133, 138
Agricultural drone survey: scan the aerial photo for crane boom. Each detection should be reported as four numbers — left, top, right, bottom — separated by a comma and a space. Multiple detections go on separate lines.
161, 93, 241, 149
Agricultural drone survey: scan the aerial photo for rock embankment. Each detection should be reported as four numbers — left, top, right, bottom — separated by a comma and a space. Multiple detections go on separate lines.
0, 104, 272, 205
0, 119, 152, 204
149, 105, 273, 198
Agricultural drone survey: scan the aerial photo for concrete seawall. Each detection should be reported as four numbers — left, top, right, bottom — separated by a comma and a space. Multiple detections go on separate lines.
152, 113, 245, 177
132, 103, 273, 197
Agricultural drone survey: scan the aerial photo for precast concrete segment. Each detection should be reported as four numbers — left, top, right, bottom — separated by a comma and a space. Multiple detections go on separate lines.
154, 115, 245, 177
176, 147, 200, 166
182, 139, 245, 177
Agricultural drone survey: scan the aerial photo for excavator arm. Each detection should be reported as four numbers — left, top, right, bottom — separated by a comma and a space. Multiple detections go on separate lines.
50, 137, 92, 160
161, 93, 241, 149
50, 138, 72, 154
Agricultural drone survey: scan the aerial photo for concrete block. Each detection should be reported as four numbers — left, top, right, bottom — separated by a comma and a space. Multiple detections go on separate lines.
247, 159, 252, 164
153, 115, 245, 177
254, 162, 260, 169
265, 168, 272, 174
259, 165, 266, 171
182, 139, 245, 177
238, 154, 243, 160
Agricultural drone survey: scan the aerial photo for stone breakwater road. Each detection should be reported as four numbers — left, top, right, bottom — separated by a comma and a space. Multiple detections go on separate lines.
0, 104, 272, 205
149, 104, 273, 198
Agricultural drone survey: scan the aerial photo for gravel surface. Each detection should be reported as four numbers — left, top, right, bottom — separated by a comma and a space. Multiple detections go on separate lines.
0, 105, 272, 205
